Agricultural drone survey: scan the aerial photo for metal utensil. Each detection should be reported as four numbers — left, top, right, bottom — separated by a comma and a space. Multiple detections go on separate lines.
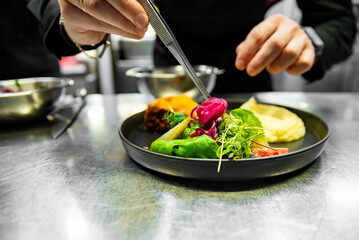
48, 88, 87, 139
138, 0, 211, 102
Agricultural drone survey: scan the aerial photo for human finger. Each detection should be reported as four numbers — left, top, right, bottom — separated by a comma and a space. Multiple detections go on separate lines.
286, 46, 315, 75
107, 0, 149, 29
60, 0, 143, 45
246, 18, 300, 76
64, 0, 147, 36
235, 14, 282, 71
266, 34, 307, 74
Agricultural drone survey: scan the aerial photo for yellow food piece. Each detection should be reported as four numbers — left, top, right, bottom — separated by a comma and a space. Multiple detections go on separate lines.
144, 94, 198, 132
240, 97, 305, 143
147, 94, 198, 116
223, 112, 268, 148
156, 116, 191, 141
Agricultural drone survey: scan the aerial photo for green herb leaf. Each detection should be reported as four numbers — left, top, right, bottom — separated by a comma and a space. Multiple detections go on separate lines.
15, 79, 22, 91
181, 120, 202, 139
230, 108, 268, 147
163, 112, 186, 128
150, 134, 219, 159
216, 109, 267, 164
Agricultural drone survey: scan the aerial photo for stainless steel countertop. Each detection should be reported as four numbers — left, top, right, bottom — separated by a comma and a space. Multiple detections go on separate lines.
1, 92, 359, 240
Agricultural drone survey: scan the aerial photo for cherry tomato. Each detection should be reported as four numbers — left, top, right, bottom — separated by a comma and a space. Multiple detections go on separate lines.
251, 148, 289, 157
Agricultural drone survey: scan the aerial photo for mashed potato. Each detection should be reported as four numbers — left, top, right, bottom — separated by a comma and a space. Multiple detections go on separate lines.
240, 97, 305, 143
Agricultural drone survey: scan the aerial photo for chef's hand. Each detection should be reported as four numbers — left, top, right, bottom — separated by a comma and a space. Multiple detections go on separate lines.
58, 0, 149, 45
235, 14, 315, 77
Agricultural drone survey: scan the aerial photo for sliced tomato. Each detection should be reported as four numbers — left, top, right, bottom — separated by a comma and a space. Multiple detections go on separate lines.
251, 148, 289, 157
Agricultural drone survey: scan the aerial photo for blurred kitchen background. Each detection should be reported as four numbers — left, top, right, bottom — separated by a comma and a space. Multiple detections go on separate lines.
60, 0, 359, 95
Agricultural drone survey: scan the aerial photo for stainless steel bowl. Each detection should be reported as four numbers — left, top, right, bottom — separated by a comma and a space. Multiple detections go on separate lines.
126, 65, 223, 101
0, 77, 74, 123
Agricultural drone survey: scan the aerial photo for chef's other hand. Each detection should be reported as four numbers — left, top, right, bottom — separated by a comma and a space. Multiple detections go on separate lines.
235, 14, 315, 77
58, 0, 149, 45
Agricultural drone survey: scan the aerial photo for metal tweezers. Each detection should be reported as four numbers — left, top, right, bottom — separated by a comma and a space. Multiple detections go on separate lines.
138, 0, 211, 102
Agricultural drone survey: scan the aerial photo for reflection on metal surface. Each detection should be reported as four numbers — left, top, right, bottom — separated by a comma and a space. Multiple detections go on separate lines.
298, 102, 309, 109
116, 103, 147, 120
152, 193, 179, 239
67, 128, 76, 140
49, 90, 87, 139
65, 204, 90, 240
1, 93, 359, 239
67, 155, 76, 168
87, 105, 106, 143
256, 93, 309, 109
87, 106, 105, 124
133, 104, 147, 114
328, 178, 359, 213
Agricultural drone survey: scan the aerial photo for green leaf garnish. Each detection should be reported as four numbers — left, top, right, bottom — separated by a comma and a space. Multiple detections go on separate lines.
216, 109, 267, 172
164, 112, 186, 128
150, 134, 219, 159
15, 79, 22, 91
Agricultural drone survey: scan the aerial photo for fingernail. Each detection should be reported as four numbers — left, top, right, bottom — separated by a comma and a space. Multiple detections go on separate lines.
135, 13, 148, 28
136, 27, 147, 36
136, 32, 146, 39
247, 67, 256, 76
236, 59, 245, 70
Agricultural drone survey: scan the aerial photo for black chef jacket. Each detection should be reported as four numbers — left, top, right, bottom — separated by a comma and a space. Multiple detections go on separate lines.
25, 0, 356, 94
153, 0, 357, 93
0, 0, 61, 80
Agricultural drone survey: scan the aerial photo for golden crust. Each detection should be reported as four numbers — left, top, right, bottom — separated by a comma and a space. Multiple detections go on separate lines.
144, 94, 198, 132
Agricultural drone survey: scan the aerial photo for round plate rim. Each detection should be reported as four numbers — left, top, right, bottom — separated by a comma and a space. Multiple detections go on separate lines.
119, 109, 330, 163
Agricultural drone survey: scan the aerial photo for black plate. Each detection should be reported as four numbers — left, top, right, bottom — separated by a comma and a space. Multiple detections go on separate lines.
119, 99, 330, 181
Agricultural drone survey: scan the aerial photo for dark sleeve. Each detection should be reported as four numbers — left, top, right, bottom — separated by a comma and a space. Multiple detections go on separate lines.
27, 0, 81, 58
297, 0, 357, 81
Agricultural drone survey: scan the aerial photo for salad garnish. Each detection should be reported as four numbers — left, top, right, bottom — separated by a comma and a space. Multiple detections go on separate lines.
190, 97, 227, 140
0, 87, 13, 93
15, 79, 22, 91
190, 97, 227, 125
150, 97, 289, 172
0, 79, 22, 93
215, 109, 268, 171
164, 112, 186, 128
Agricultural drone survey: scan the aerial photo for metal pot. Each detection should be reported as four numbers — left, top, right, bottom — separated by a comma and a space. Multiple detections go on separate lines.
126, 65, 224, 101
0, 77, 74, 123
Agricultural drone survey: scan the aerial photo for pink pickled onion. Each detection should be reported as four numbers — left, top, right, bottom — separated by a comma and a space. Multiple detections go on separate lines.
0, 88, 14, 93
193, 118, 218, 139
190, 97, 228, 125
189, 97, 227, 140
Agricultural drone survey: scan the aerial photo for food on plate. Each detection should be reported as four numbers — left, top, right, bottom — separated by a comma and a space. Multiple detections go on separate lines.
0, 87, 14, 93
251, 147, 289, 157
144, 94, 198, 132
240, 97, 305, 143
146, 96, 295, 171
151, 134, 219, 159
154, 116, 191, 141
0, 79, 22, 93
